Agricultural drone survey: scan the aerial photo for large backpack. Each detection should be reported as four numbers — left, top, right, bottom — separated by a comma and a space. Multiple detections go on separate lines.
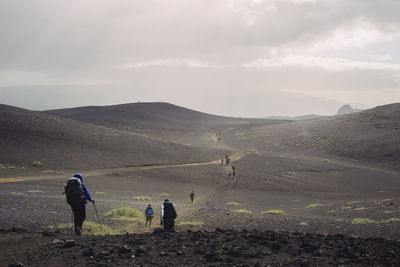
66, 177, 87, 208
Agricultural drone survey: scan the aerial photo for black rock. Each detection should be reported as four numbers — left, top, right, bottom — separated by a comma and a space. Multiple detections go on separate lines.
271, 242, 281, 251
41, 230, 54, 237
135, 245, 147, 255
82, 248, 95, 257
119, 245, 131, 253
228, 247, 242, 257
11, 227, 27, 233
153, 228, 164, 234
8, 262, 24, 267
51, 239, 65, 248
299, 260, 310, 267
204, 252, 217, 262
63, 240, 75, 248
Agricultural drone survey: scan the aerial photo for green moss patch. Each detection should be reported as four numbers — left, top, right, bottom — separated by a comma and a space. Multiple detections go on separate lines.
177, 221, 204, 226
231, 209, 252, 214
381, 217, 400, 223
306, 203, 324, 209
261, 209, 286, 215
32, 161, 42, 167
227, 202, 241, 206
27, 190, 44, 193
105, 207, 144, 221
57, 221, 122, 235
354, 207, 369, 211
134, 196, 151, 201
351, 218, 376, 224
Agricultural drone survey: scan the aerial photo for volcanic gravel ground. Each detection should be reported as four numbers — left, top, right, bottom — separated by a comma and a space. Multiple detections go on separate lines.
2, 228, 400, 266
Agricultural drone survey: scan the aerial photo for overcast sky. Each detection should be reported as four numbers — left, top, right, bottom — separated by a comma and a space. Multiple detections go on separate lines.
1, 0, 400, 117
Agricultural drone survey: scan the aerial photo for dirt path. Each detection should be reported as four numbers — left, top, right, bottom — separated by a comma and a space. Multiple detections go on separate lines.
0, 152, 245, 184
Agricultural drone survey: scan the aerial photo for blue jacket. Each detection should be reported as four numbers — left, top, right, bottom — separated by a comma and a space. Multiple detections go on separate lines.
82, 183, 93, 203
74, 174, 93, 204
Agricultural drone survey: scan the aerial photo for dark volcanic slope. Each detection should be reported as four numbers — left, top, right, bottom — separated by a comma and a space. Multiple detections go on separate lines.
227, 103, 400, 169
0, 104, 222, 174
44, 102, 284, 130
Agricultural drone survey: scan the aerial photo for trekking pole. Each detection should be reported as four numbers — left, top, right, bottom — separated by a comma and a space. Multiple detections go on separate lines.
92, 201, 104, 233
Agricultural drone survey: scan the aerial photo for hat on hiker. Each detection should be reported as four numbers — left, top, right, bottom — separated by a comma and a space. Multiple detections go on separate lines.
74, 173, 83, 182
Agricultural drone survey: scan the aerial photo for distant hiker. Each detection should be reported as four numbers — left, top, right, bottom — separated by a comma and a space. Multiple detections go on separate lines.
225, 154, 228, 160
65, 173, 94, 235
145, 204, 153, 227
189, 190, 195, 203
232, 165, 236, 177
162, 199, 177, 231
228, 170, 231, 178
226, 158, 230, 165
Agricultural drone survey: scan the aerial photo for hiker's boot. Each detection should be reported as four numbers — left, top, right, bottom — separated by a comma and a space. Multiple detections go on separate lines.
75, 227, 81, 236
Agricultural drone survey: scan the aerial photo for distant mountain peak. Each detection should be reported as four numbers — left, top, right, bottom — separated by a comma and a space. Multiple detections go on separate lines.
335, 104, 363, 115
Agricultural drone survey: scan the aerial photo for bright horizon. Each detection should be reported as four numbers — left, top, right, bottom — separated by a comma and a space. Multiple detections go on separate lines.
1, 0, 400, 117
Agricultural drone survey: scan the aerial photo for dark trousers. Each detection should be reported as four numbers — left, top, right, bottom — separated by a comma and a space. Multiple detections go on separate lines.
72, 205, 86, 230
164, 220, 175, 231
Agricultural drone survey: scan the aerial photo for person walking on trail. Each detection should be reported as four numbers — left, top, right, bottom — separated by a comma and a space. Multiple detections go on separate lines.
228, 170, 231, 179
189, 190, 195, 203
226, 158, 230, 165
144, 204, 153, 227
232, 165, 236, 177
65, 173, 94, 236
162, 199, 177, 231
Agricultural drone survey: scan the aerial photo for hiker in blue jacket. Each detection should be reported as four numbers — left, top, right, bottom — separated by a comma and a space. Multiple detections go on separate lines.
65, 173, 94, 235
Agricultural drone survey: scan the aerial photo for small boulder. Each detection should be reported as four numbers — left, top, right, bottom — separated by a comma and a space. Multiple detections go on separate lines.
51, 239, 65, 248
82, 248, 94, 257
135, 245, 147, 255
119, 245, 131, 253
41, 230, 55, 237
8, 262, 24, 267
11, 227, 27, 233
63, 240, 75, 248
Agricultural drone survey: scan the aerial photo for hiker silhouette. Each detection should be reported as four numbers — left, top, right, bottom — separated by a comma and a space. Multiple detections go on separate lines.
64, 173, 94, 235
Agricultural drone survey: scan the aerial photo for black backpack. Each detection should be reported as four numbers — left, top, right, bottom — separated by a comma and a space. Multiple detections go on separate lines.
66, 177, 87, 208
